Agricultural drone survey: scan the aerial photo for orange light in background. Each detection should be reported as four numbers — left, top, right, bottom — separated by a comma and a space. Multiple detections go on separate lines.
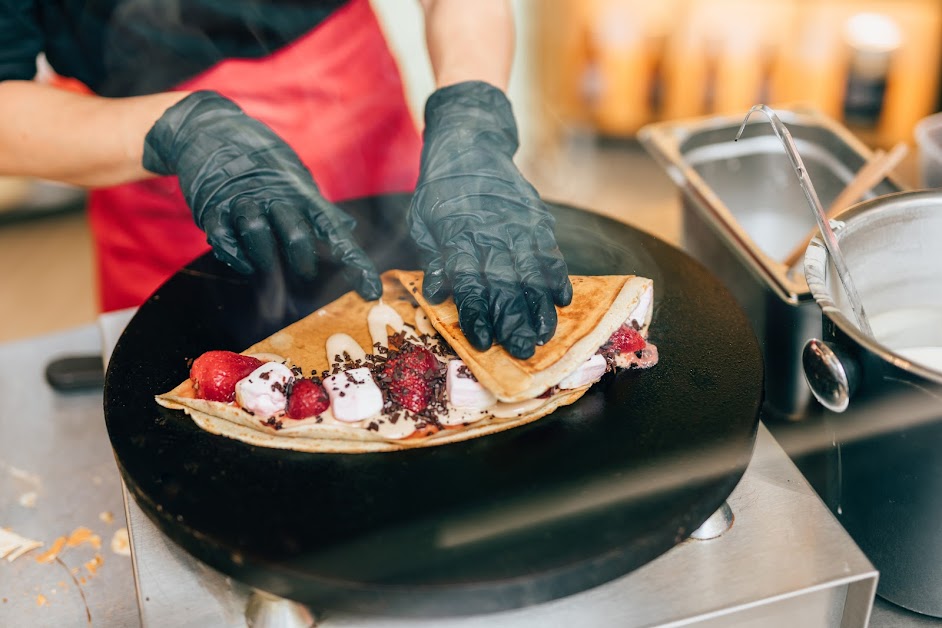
536, 0, 942, 148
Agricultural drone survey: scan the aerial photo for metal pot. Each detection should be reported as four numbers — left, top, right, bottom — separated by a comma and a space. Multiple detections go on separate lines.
802, 189, 942, 616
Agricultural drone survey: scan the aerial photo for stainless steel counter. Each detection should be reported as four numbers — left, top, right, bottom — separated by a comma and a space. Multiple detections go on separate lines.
123, 422, 877, 628
0, 325, 137, 627
0, 322, 936, 627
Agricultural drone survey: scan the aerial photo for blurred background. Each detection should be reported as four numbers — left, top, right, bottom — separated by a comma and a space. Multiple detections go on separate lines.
2, 0, 939, 342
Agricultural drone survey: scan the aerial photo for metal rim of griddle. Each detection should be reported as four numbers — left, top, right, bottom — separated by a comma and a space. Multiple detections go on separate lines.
104, 194, 763, 617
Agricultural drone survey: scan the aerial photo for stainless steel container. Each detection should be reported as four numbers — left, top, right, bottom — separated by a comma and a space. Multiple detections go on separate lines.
639, 108, 904, 420
802, 190, 942, 616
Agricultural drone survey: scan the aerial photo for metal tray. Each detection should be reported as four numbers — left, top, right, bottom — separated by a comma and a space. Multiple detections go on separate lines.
639, 107, 905, 420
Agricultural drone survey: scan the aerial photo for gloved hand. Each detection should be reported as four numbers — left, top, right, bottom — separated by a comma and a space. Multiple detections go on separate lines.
142, 90, 381, 300
409, 81, 572, 359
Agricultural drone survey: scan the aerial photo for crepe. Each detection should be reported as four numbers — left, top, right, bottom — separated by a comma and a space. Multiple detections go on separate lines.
156, 270, 654, 453
396, 271, 653, 402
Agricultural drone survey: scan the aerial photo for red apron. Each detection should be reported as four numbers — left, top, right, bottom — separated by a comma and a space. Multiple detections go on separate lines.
88, 0, 421, 312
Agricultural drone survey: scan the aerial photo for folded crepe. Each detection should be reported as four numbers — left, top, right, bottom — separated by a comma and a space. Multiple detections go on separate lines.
395, 270, 653, 402
156, 270, 654, 453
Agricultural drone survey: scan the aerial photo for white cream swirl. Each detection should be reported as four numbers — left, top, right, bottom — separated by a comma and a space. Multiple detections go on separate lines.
326, 333, 367, 366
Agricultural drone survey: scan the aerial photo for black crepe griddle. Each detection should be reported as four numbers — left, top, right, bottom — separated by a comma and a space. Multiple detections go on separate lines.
104, 195, 762, 617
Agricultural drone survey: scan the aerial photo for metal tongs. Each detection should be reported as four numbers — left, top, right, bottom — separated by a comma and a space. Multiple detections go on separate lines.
735, 104, 874, 337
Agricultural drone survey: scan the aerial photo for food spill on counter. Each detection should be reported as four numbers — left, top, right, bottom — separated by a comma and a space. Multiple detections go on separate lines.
2, 455, 125, 623
84, 555, 104, 576
3, 519, 128, 621
0, 527, 44, 562
34, 537, 66, 564
35, 526, 101, 564
110, 529, 130, 556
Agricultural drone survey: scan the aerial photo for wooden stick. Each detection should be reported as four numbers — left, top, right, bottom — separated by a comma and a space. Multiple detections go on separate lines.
783, 142, 909, 269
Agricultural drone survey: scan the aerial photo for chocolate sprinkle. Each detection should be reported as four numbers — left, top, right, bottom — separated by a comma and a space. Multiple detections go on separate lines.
262, 417, 284, 431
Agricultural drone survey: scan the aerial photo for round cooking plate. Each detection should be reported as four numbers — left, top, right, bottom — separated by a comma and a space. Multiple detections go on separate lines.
104, 195, 762, 616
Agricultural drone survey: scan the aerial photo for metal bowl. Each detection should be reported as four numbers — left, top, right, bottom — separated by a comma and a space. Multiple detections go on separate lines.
802, 189, 942, 616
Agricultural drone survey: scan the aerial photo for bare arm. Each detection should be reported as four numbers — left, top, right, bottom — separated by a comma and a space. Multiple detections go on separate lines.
419, 0, 514, 90
0, 81, 188, 187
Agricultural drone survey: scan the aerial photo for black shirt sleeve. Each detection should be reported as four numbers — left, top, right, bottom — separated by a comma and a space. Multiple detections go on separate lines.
0, 1, 42, 81
0, 0, 351, 95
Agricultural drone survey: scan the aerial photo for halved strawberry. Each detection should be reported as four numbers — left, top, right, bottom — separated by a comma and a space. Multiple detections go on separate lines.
382, 343, 441, 413
603, 324, 646, 355
389, 372, 433, 414
286, 378, 330, 419
190, 351, 264, 402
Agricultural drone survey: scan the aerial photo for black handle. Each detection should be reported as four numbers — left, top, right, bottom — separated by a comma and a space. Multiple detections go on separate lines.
45, 355, 105, 391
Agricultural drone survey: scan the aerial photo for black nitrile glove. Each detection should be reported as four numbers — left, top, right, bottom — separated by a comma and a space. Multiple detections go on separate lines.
143, 91, 381, 300
409, 81, 572, 359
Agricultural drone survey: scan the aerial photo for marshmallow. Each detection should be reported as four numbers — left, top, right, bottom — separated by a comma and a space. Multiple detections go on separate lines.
324, 367, 383, 422
559, 354, 607, 390
626, 283, 653, 328
235, 362, 294, 419
446, 360, 497, 409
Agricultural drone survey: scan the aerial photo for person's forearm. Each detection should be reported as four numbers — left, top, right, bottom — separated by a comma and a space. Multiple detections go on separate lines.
420, 0, 514, 90
0, 81, 189, 187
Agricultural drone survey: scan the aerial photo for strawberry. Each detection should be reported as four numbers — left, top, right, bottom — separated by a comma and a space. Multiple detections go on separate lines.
388, 373, 432, 414
603, 324, 646, 355
190, 351, 264, 402
286, 378, 330, 419
382, 343, 441, 413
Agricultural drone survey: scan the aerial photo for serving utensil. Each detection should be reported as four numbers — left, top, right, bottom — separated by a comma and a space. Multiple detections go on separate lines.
782, 141, 908, 270
735, 104, 874, 337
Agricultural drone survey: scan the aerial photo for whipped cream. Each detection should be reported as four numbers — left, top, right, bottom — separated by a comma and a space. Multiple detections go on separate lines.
414, 306, 436, 336
370, 415, 418, 440
236, 362, 294, 419
490, 398, 547, 419
440, 404, 491, 427
326, 333, 367, 366
368, 300, 420, 349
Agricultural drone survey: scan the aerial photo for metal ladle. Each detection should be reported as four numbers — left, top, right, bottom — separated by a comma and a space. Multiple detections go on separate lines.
735, 104, 874, 338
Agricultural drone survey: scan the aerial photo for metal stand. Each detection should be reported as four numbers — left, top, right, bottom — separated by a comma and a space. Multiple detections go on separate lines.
689, 501, 734, 540
121, 425, 879, 628
245, 591, 315, 628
